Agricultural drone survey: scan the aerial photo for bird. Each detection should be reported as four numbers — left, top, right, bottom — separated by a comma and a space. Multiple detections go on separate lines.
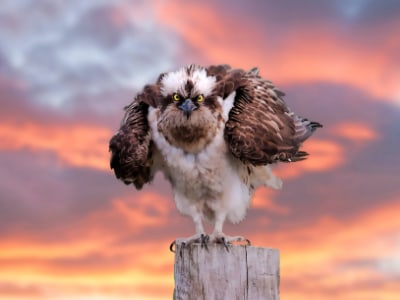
109, 64, 322, 250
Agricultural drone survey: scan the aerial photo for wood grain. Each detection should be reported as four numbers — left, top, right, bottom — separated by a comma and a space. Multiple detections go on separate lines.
173, 241, 280, 300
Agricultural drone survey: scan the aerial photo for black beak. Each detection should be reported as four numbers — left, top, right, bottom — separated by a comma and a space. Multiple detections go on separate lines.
178, 98, 196, 119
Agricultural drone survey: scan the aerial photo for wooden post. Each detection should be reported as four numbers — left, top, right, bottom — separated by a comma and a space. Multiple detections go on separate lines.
173, 241, 280, 300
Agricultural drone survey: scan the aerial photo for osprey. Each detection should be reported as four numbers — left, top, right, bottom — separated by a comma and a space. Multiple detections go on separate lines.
109, 64, 322, 249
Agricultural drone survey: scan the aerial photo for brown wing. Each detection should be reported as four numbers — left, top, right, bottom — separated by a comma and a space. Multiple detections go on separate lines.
109, 84, 160, 189
207, 64, 247, 98
216, 66, 322, 165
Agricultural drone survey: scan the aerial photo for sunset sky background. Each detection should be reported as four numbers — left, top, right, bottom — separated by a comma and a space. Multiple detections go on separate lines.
1, 0, 399, 299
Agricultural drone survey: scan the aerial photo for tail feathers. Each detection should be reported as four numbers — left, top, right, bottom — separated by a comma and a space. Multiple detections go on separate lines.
277, 150, 309, 163
293, 116, 323, 143
291, 151, 309, 162
308, 121, 323, 132
289, 120, 322, 163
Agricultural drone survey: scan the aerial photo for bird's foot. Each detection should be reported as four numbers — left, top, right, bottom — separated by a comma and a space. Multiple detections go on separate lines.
169, 233, 209, 252
209, 233, 251, 252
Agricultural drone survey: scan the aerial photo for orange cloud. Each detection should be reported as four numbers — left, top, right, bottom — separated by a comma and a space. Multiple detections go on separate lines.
0, 192, 172, 261
275, 138, 345, 179
274, 123, 378, 179
251, 198, 400, 300
1, 192, 399, 299
89, 192, 172, 233
154, 1, 263, 67
277, 122, 378, 181
155, 1, 400, 104
0, 122, 111, 171
252, 187, 290, 215
266, 26, 400, 104
0, 191, 176, 300
331, 122, 378, 144
2, 195, 399, 300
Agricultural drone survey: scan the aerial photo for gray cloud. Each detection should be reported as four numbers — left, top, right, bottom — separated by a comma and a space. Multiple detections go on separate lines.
0, 149, 119, 235
0, 0, 180, 114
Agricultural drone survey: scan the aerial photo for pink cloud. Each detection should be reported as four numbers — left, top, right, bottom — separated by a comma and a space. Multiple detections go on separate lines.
0, 122, 111, 171
154, 1, 400, 104
253, 199, 400, 300
275, 138, 345, 179
1, 193, 399, 300
331, 122, 378, 144
252, 187, 290, 215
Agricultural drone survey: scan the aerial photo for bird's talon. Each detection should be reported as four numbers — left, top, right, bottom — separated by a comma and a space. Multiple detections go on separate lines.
169, 240, 176, 253
200, 234, 209, 250
221, 237, 230, 252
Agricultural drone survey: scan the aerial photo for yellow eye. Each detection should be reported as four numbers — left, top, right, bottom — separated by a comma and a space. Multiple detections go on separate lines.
196, 94, 204, 102
173, 93, 181, 101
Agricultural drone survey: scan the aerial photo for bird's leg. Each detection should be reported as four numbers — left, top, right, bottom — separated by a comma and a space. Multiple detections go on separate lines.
170, 208, 209, 251
209, 213, 250, 251
182, 213, 209, 248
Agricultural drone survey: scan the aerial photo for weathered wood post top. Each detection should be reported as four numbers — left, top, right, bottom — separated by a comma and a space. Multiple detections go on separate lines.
173, 241, 280, 300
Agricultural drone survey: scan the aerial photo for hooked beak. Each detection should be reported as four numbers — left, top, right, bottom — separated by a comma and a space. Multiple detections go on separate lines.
178, 98, 196, 119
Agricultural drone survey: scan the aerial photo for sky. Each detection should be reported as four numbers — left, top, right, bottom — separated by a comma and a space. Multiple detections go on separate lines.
0, 0, 399, 299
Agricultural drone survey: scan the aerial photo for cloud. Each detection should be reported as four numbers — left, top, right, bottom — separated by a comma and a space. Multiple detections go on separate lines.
252, 188, 290, 215
252, 199, 400, 299
0, 193, 175, 299
275, 138, 345, 179
155, 0, 400, 104
111, 193, 170, 228
0, 1, 399, 300
0, 149, 127, 238
330, 121, 379, 148
0, 122, 111, 171
0, 191, 398, 300
0, 187, 176, 299
0, 0, 180, 112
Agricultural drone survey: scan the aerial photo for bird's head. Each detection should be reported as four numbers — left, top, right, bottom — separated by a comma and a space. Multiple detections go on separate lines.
156, 64, 222, 153
159, 64, 217, 118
